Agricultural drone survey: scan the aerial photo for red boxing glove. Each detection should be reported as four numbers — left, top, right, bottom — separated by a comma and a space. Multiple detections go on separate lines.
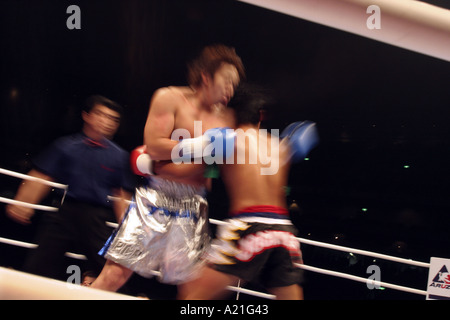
130, 145, 154, 176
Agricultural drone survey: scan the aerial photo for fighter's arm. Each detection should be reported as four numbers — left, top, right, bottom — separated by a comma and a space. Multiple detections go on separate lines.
153, 160, 205, 180
5, 169, 53, 225
143, 88, 179, 161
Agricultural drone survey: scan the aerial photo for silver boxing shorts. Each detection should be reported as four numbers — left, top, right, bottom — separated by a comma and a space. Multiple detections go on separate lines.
99, 177, 210, 284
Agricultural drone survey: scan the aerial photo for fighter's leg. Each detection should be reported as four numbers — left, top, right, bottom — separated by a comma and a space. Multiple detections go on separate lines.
182, 266, 239, 300
90, 259, 133, 292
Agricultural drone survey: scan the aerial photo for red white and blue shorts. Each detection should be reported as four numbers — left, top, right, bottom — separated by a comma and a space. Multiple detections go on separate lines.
207, 205, 304, 288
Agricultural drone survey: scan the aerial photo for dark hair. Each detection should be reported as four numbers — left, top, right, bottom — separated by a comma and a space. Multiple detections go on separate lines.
84, 95, 123, 116
81, 270, 98, 279
187, 44, 245, 87
228, 83, 273, 126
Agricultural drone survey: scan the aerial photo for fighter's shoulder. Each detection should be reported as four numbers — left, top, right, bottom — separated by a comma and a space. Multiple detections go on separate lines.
152, 86, 190, 100
150, 86, 188, 109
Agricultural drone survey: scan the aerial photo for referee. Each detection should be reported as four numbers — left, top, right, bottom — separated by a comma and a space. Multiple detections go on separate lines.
6, 95, 135, 280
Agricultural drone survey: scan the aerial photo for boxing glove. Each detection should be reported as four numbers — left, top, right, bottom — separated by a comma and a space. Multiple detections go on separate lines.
130, 145, 154, 176
173, 127, 236, 164
280, 121, 319, 163
203, 127, 236, 163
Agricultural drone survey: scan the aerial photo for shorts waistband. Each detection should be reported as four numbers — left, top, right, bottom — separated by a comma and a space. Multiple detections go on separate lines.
230, 205, 289, 218
146, 176, 206, 198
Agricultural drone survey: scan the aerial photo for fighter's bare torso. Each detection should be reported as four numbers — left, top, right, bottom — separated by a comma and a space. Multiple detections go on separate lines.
145, 86, 235, 186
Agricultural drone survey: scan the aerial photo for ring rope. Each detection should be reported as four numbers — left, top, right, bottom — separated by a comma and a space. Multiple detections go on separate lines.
0, 168, 430, 298
0, 237, 87, 260
296, 237, 430, 268
105, 197, 429, 269
4, 192, 430, 270
0, 196, 60, 212
295, 263, 427, 296
0, 235, 274, 299
0, 168, 68, 190
227, 285, 275, 300
0, 233, 428, 297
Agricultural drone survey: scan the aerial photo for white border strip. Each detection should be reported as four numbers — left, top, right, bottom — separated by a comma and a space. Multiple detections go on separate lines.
0, 267, 142, 300
238, 0, 450, 62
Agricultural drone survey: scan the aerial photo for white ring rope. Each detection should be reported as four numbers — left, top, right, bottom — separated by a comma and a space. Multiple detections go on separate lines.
0, 168, 430, 298
0, 237, 87, 260
0, 229, 429, 298
0, 168, 68, 211
295, 263, 427, 296
297, 237, 430, 268
105, 218, 430, 269
0, 168, 68, 190
0, 196, 60, 212
0, 229, 427, 298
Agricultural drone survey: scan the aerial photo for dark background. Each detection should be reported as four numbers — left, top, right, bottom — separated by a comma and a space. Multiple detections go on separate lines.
1, 0, 450, 300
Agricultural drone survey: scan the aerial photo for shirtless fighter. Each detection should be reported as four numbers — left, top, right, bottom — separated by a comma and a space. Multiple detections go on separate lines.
90, 44, 245, 298
185, 84, 319, 300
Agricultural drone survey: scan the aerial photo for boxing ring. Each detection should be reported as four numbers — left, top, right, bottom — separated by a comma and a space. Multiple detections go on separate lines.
0, 167, 432, 299
1, 0, 448, 301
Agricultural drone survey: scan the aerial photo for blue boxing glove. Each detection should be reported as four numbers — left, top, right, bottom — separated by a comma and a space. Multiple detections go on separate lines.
172, 127, 236, 164
203, 127, 236, 164
280, 121, 319, 163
